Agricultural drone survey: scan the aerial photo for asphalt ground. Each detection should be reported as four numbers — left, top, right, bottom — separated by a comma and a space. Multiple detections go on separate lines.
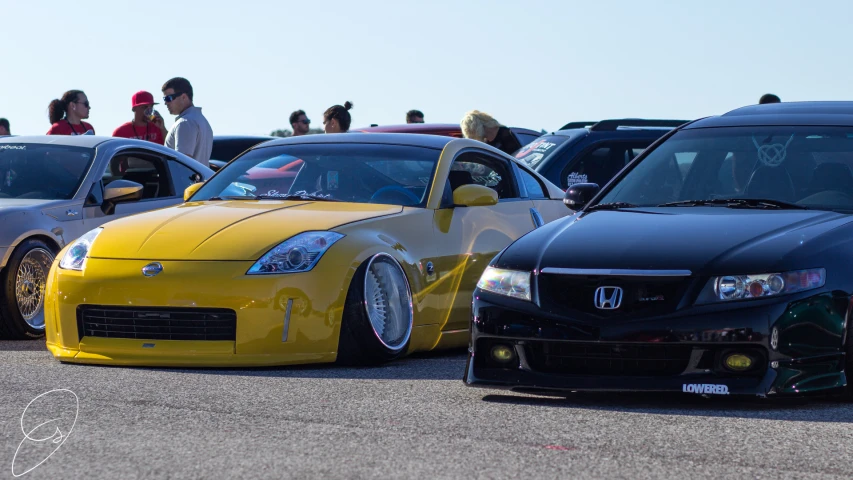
2, 340, 853, 479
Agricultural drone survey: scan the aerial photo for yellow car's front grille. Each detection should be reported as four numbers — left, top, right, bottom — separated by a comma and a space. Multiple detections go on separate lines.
76, 305, 237, 341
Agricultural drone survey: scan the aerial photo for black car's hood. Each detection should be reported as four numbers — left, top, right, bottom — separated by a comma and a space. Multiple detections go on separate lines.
500, 208, 853, 275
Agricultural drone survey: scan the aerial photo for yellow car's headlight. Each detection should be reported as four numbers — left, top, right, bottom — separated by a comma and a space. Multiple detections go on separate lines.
59, 227, 103, 271
476, 267, 531, 301
247, 232, 344, 275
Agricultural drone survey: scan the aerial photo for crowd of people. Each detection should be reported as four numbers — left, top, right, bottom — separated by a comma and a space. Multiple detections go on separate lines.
0, 76, 439, 168
0, 83, 784, 168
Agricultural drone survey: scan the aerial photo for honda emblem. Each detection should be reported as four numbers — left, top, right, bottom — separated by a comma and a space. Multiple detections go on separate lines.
594, 286, 623, 310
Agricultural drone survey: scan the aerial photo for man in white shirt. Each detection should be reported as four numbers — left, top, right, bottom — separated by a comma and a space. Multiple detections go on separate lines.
161, 77, 213, 166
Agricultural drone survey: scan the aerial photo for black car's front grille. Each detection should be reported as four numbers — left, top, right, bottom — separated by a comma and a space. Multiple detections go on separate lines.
526, 341, 692, 376
77, 305, 237, 341
538, 274, 689, 318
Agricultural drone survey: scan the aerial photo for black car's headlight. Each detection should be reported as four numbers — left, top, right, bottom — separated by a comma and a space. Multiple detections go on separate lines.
696, 268, 825, 304
58, 228, 103, 271
246, 232, 343, 275
476, 267, 531, 301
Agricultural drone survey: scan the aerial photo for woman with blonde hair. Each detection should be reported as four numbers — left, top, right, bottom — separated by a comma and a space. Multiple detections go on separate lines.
460, 110, 522, 155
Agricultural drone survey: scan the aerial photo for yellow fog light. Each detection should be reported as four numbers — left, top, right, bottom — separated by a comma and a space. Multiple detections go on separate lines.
491, 345, 515, 363
724, 353, 753, 371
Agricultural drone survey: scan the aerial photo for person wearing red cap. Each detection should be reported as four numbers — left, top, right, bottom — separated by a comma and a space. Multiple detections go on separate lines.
112, 91, 167, 144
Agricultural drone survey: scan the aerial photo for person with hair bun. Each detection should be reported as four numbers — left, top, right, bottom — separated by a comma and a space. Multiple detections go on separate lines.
46, 90, 95, 135
323, 101, 353, 133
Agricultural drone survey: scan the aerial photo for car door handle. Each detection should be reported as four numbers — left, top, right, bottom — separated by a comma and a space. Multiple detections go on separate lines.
66, 209, 79, 217
530, 207, 544, 228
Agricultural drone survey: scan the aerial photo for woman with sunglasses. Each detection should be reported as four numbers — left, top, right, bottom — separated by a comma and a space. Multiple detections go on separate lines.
47, 90, 95, 135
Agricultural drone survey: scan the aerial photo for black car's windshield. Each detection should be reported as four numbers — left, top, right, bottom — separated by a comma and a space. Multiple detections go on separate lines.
513, 135, 570, 169
0, 144, 95, 200
597, 126, 853, 211
193, 143, 441, 206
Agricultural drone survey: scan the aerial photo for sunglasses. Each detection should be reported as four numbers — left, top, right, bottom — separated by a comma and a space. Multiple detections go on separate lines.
163, 92, 184, 103
75, 101, 91, 108
300, 118, 311, 125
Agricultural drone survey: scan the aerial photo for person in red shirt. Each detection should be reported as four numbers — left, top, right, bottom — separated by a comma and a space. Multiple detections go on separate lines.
112, 91, 167, 144
46, 90, 95, 135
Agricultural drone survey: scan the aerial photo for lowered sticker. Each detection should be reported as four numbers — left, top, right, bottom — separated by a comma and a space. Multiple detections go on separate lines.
683, 384, 729, 395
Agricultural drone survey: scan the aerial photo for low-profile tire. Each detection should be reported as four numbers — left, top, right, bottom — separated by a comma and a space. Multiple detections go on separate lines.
0, 239, 56, 339
337, 253, 413, 366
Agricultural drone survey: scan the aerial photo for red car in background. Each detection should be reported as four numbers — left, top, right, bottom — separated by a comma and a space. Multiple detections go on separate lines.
353, 123, 543, 147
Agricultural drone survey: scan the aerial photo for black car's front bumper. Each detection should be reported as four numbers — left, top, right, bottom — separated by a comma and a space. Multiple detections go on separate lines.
464, 290, 849, 397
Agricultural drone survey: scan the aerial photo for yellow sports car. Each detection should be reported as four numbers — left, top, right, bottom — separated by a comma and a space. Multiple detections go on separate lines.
44, 133, 570, 366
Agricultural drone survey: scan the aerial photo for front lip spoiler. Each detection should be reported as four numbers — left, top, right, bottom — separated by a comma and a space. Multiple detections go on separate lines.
464, 346, 849, 397
463, 353, 780, 397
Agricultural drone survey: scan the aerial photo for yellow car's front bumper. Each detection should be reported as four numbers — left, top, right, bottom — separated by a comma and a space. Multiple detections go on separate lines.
44, 257, 353, 367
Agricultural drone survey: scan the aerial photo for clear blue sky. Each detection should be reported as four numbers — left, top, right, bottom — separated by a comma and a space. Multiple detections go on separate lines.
2, 0, 850, 136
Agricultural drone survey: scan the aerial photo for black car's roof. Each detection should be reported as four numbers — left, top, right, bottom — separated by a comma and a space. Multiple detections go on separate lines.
213, 135, 275, 142
256, 132, 455, 150
687, 101, 853, 129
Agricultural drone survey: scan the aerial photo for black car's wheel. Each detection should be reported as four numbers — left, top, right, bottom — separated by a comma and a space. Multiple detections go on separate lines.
0, 239, 56, 339
337, 253, 413, 365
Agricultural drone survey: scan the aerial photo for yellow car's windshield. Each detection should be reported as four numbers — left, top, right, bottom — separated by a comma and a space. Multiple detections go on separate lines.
193, 143, 442, 206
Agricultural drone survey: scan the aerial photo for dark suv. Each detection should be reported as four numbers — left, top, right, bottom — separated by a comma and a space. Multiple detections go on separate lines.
514, 119, 688, 190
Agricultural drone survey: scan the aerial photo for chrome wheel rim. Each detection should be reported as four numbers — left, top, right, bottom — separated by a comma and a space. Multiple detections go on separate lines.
363, 254, 413, 352
15, 248, 53, 329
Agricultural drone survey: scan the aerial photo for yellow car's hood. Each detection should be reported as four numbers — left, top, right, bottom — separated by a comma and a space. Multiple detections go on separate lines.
90, 201, 402, 260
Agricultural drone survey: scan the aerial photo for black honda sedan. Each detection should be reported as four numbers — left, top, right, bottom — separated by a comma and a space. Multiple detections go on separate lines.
465, 101, 853, 398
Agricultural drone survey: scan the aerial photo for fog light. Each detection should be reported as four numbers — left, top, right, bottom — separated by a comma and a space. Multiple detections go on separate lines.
724, 353, 753, 371
491, 344, 515, 363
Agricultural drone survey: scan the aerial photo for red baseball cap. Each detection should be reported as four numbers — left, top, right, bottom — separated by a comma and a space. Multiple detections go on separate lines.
131, 90, 159, 108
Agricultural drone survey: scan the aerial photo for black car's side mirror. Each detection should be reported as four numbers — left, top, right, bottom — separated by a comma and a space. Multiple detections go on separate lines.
563, 183, 600, 209
102, 180, 144, 215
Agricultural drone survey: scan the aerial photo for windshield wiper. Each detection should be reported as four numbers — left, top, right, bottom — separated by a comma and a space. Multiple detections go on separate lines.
658, 198, 808, 210
585, 202, 640, 211
255, 194, 341, 202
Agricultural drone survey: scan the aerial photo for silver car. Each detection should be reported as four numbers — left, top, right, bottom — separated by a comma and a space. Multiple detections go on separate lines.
0, 136, 214, 339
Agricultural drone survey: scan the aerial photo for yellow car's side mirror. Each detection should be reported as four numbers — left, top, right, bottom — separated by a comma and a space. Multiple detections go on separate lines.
184, 182, 204, 202
452, 184, 498, 207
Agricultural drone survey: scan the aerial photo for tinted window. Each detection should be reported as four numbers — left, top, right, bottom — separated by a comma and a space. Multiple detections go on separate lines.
103, 154, 173, 199
0, 144, 94, 199
560, 142, 651, 189
599, 126, 853, 210
169, 160, 204, 194
450, 152, 518, 200
515, 132, 542, 147
513, 136, 569, 169
519, 168, 547, 198
194, 143, 440, 207
210, 139, 270, 162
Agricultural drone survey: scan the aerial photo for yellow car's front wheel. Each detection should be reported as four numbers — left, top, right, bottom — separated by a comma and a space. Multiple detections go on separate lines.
337, 253, 413, 365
